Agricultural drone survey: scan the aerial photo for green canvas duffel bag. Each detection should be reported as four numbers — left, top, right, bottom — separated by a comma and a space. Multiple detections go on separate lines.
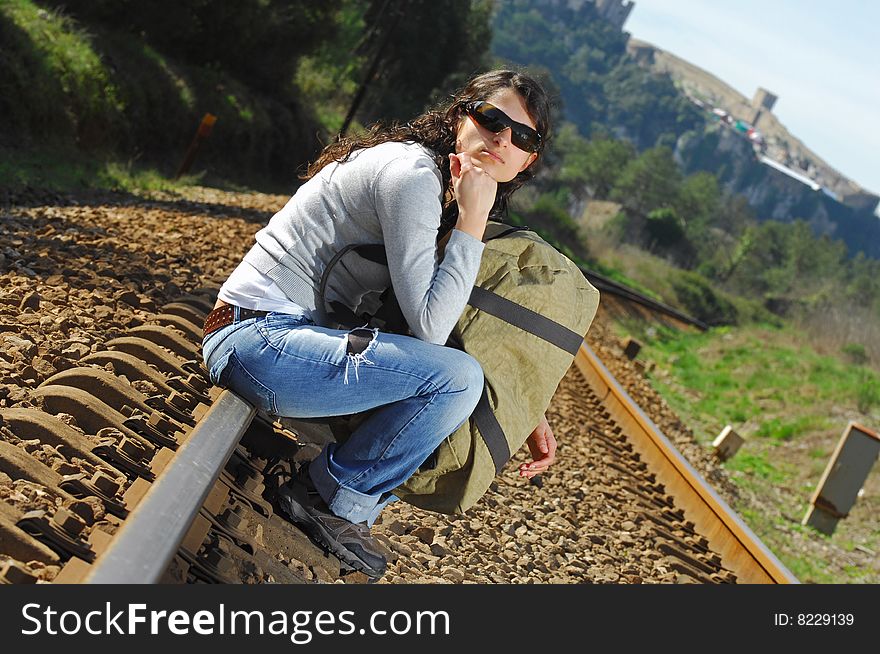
394, 223, 600, 513
319, 222, 600, 514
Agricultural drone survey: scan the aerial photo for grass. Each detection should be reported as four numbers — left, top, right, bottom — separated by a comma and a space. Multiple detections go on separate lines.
623, 320, 880, 583
1, 0, 126, 141
587, 259, 665, 301
0, 144, 208, 194
726, 452, 790, 484
634, 323, 880, 443
1, 0, 325, 195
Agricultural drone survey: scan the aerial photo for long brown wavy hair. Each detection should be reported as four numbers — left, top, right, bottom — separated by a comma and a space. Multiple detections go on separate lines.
304, 70, 552, 233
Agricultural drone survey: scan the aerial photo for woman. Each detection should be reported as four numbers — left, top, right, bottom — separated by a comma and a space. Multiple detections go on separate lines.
201, 70, 555, 579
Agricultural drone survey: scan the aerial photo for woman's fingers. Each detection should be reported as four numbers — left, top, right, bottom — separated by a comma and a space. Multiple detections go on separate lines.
453, 152, 489, 176
518, 419, 558, 478
519, 457, 552, 476
545, 430, 557, 457
451, 151, 497, 239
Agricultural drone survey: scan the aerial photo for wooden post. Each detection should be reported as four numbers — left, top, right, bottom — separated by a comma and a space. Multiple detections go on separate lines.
622, 336, 642, 360
712, 425, 744, 461
802, 422, 880, 535
175, 113, 217, 179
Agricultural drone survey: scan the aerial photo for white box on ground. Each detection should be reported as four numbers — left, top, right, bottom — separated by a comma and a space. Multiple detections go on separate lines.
712, 425, 743, 461
803, 422, 880, 535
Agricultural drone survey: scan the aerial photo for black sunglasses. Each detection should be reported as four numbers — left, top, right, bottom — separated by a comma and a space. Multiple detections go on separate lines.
465, 101, 542, 154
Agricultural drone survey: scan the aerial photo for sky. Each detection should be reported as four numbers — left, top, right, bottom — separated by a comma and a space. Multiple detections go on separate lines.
624, 0, 880, 198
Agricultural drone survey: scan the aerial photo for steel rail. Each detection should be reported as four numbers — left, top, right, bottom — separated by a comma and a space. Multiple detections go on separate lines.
580, 267, 709, 331
84, 390, 256, 584
574, 341, 799, 584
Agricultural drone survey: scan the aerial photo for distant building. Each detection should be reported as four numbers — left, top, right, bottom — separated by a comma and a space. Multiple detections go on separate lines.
751, 87, 778, 127
595, 0, 635, 31
537, 0, 635, 32
842, 190, 880, 215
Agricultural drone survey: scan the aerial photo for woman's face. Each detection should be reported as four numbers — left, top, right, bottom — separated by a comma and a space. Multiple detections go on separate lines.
455, 87, 539, 183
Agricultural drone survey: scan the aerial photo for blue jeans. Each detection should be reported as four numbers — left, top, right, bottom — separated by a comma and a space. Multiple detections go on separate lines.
201, 306, 484, 524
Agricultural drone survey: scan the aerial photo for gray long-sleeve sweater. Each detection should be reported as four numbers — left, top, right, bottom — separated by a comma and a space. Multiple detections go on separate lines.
240, 141, 485, 345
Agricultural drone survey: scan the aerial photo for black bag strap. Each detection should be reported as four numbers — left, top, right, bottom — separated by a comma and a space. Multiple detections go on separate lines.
484, 225, 529, 241
319, 243, 408, 330
466, 278, 581, 473
472, 384, 510, 474
467, 285, 583, 356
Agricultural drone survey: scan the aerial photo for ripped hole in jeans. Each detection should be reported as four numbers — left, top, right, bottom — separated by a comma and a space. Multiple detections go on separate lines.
343, 326, 378, 384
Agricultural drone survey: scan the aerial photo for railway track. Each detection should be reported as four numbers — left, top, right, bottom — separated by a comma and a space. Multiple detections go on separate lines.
0, 280, 797, 585
581, 268, 708, 332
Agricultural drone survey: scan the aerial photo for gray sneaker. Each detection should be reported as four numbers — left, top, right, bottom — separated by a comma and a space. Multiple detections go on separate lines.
276, 472, 387, 580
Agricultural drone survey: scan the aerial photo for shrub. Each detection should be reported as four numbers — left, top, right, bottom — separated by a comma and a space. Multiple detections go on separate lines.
856, 371, 880, 414
645, 207, 685, 248
842, 343, 868, 366
671, 271, 738, 326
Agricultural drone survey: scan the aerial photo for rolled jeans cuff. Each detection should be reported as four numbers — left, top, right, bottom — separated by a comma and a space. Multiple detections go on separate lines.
309, 445, 394, 525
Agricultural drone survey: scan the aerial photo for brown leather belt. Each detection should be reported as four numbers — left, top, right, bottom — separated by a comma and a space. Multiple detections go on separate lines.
203, 304, 270, 337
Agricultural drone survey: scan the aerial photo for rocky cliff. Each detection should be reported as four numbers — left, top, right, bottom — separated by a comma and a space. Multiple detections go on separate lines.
675, 124, 880, 258
629, 38, 880, 258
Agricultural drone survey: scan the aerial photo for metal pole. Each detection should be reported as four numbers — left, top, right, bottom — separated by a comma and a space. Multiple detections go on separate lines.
339, 1, 405, 137
175, 113, 217, 179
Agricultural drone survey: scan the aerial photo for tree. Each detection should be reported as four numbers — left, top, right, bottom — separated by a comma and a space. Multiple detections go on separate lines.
844, 253, 880, 312
490, 0, 704, 148
582, 137, 635, 199
645, 207, 686, 249
676, 171, 720, 254
611, 146, 682, 214
353, 0, 493, 124
551, 124, 633, 197
43, 0, 343, 94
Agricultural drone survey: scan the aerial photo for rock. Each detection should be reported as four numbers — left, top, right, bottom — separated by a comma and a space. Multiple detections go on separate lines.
384, 520, 408, 536
411, 526, 435, 545
440, 566, 465, 583
115, 290, 140, 308
61, 343, 90, 360
138, 296, 157, 312
429, 542, 448, 558
413, 553, 440, 568
20, 366, 39, 383
391, 541, 413, 557
19, 291, 41, 311
30, 357, 56, 379
50, 356, 77, 373
2, 335, 37, 359
54, 462, 81, 476
308, 565, 342, 584
93, 306, 113, 320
